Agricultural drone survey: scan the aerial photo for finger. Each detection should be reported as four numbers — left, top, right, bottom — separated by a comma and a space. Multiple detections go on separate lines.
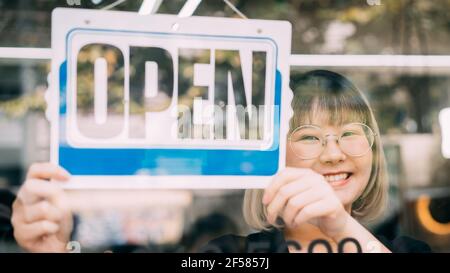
293, 199, 335, 227
22, 201, 63, 223
14, 220, 60, 242
263, 168, 312, 205
266, 180, 313, 224
27, 163, 70, 181
282, 189, 324, 227
17, 179, 64, 205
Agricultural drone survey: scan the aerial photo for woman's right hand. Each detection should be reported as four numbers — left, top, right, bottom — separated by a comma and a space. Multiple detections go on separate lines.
12, 163, 73, 253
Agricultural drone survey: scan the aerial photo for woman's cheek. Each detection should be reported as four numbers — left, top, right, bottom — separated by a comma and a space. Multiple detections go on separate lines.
285, 143, 316, 168
286, 143, 302, 167
353, 153, 373, 197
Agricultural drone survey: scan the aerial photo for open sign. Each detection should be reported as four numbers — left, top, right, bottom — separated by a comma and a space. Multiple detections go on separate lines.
51, 8, 292, 188
67, 31, 276, 149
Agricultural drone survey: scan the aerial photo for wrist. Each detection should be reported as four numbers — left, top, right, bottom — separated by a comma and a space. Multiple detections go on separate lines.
330, 212, 356, 242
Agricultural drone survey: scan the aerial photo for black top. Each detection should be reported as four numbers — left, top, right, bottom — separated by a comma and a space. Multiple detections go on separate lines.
0, 190, 15, 242
201, 228, 432, 253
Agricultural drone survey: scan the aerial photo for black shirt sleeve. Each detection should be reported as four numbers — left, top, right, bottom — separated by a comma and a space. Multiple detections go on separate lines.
377, 235, 433, 253
0, 190, 16, 242
199, 234, 246, 253
200, 229, 289, 253
203, 231, 433, 253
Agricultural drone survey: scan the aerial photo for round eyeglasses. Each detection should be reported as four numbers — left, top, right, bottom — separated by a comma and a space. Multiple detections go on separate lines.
288, 122, 376, 160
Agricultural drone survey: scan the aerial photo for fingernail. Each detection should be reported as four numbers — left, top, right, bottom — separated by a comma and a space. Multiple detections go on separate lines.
60, 168, 71, 179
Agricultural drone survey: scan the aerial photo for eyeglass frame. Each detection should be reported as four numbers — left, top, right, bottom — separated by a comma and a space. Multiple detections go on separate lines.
288, 122, 377, 160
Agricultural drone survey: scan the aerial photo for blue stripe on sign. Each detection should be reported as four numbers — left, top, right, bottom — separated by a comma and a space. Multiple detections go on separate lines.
58, 60, 282, 176
59, 61, 67, 115
59, 147, 280, 176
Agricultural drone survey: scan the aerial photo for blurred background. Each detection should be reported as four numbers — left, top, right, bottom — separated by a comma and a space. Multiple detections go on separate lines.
0, 0, 449, 252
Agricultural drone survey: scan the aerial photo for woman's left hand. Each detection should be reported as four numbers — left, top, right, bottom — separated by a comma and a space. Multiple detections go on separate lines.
263, 167, 351, 238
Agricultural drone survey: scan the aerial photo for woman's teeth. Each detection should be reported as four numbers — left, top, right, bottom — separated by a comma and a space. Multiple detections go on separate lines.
324, 173, 349, 183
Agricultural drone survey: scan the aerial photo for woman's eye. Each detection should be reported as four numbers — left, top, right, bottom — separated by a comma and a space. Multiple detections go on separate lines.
299, 135, 320, 142
342, 130, 361, 137
342, 131, 354, 137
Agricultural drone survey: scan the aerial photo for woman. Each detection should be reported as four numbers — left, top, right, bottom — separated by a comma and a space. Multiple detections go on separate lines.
11, 70, 430, 253
203, 70, 431, 253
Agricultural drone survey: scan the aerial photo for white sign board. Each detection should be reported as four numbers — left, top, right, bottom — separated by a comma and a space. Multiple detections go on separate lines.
50, 8, 292, 188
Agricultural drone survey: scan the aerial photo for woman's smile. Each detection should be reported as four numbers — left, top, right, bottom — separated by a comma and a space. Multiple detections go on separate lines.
321, 172, 353, 188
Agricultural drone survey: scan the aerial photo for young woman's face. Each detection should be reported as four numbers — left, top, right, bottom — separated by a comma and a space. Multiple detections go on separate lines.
286, 115, 373, 208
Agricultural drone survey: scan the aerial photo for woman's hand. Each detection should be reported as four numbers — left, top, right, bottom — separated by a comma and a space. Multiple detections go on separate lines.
12, 163, 73, 253
263, 167, 350, 238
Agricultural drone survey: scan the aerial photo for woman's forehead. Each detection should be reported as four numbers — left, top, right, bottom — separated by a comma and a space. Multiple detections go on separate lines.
297, 107, 366, 127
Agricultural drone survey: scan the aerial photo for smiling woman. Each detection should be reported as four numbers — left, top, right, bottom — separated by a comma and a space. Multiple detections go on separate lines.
245, 70, 388, 230
284, 69, 387, 223
203, 70, 431, 253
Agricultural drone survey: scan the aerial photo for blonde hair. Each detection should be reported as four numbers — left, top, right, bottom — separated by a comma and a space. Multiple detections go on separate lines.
243, 70, 389, 230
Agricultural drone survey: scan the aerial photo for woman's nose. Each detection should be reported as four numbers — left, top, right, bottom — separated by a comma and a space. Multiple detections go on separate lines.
319, 138, 346, 164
